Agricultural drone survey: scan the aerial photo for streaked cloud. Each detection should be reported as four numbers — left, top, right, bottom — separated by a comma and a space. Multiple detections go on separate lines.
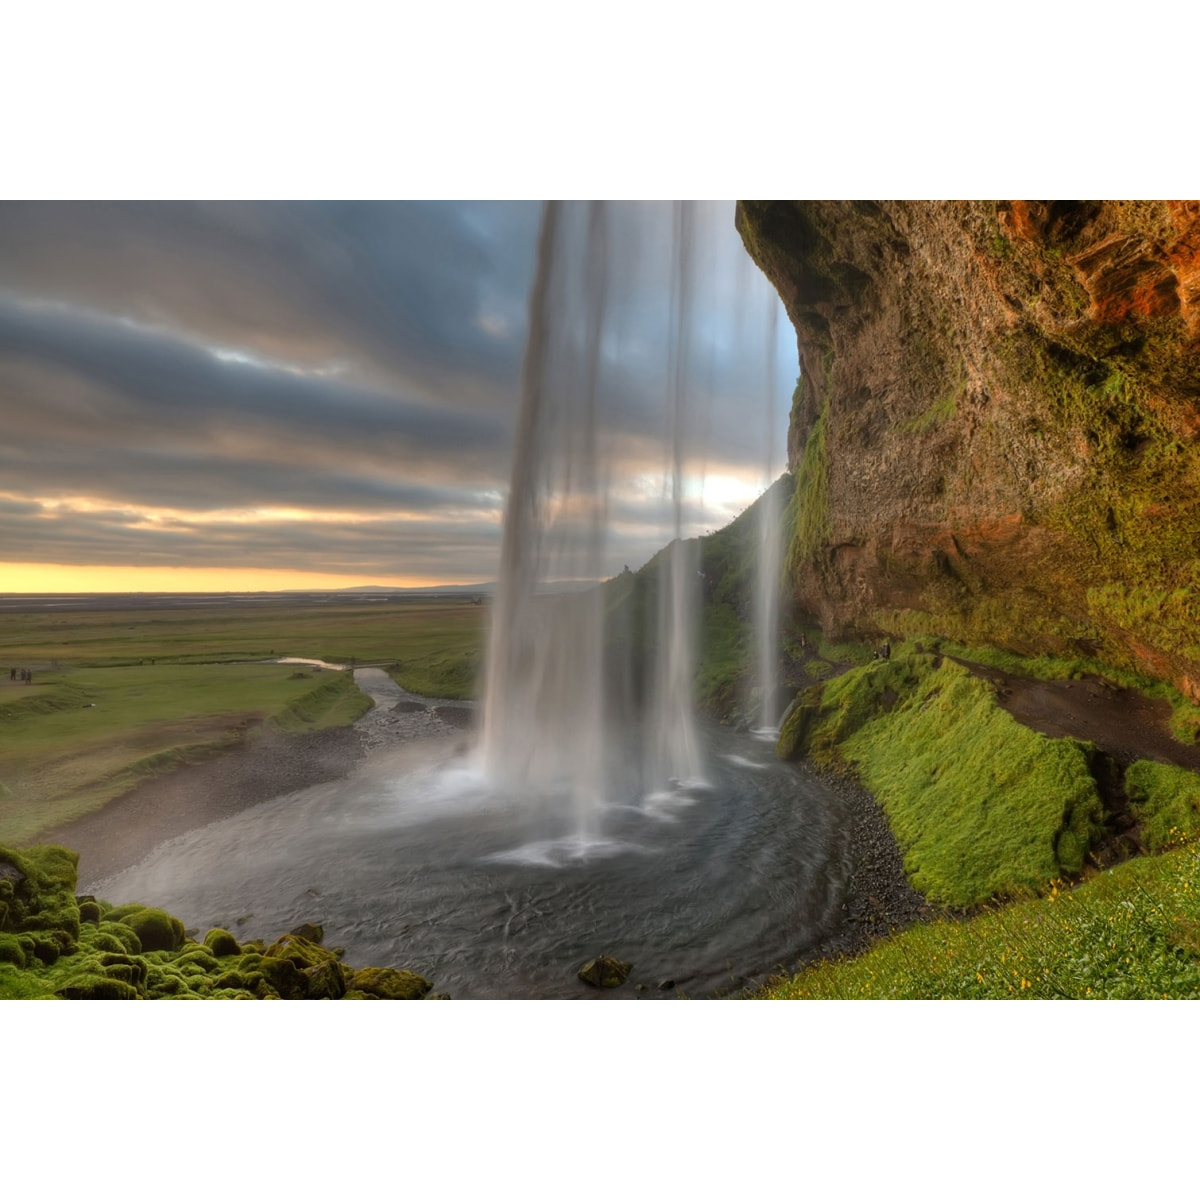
0, 201, 791, 589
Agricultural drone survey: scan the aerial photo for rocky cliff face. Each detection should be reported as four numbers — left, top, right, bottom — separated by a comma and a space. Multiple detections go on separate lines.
736, 201, 1200, 701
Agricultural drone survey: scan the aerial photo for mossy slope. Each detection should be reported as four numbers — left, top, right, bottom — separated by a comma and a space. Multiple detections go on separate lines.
777, 643, 1106, 906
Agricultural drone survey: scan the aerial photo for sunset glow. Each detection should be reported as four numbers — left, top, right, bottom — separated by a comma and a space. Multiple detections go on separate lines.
0, 562, 458, 594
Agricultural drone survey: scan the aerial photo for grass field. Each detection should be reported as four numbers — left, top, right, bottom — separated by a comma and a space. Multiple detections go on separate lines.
759, 839, 1200, 999
1, 598, 485, 677
0, 599, 486, 843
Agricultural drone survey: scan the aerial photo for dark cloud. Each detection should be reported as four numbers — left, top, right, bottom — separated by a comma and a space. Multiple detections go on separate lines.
0, 201, 539, 399
0, 201, 792, 583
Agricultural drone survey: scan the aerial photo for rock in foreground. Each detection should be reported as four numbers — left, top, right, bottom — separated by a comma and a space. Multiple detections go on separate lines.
578, 955, 632, 989
0, 841, 435, 1000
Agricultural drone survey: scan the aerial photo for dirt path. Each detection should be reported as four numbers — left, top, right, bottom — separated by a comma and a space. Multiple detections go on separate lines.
958, 659, 1200, 769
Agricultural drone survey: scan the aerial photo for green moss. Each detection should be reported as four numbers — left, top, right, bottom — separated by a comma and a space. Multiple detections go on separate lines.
778, 643, 1106, 905
88, 930, 134, 955
262, 933, 339, 970
786, 401, 830, 572
56, 975, 140, 1000
203, 928, 241, 957
0, 932, 27, 968
173, 946, 221, 972
349, 966, 432, 1000
0, 843, 81, 953
897, 362, 965, 435
776, 689, 823, 761
117, 906, 185, 952
1125, 760, 1200, 852
96, 920, 141, 954
1, 840, 437, 1001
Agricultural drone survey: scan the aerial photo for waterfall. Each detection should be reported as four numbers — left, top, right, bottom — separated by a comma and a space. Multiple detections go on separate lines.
754, 298, 782, 732
478, 201, 613, 823
479, 201, 711, 818
647, 201, 704, 787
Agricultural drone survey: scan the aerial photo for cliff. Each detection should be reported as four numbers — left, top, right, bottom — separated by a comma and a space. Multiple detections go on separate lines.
736, 200, 1200, 702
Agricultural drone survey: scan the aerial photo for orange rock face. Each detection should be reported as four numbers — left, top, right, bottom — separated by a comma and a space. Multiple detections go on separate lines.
737, 200, 1200, 695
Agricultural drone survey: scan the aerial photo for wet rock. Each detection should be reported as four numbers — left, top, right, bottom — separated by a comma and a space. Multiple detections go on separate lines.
305, 960, 347, 1000
350, 966, 432, 1000
657, 979, 676, 991
289, 922, 324, 943
432, 706, 473, 730
578, 954, 632, 988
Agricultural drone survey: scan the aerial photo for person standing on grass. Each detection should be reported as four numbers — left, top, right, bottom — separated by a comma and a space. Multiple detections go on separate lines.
8, 667, 14, 680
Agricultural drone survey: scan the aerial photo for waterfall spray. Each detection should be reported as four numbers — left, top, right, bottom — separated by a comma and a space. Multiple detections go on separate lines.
481, 200, 715, 822
648, 201, 704, 786
754, 298, 783, 732
479, 201, 614, 821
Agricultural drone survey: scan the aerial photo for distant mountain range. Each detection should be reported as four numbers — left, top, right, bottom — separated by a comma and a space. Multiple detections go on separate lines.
336, 583, 496, 594
337, 581, 602, 595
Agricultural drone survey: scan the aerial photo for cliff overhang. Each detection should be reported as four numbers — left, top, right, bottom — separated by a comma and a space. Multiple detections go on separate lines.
737, 200, 1200, 702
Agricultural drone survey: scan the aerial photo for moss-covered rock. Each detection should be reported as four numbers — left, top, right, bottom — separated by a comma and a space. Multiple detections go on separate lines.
775, 689, 823, 760
256, 953, 308, 1000
578, 954, 632, 989
0, 931, 27, 968
1, 841, 439, 1001
263, 932, 340, 971
173, 946, 221, 972
305, 960, 347, 1000
349, 966, 432, 1000
117, 906, 185, 952
97, 920, 141, 955
56, 977, 140, 1000
203, 928, 241, 957
87, 929, 134, 955
0, 843, 81, 951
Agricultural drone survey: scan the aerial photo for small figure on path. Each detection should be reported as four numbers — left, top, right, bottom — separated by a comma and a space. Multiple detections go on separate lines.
8, 667, 14, 681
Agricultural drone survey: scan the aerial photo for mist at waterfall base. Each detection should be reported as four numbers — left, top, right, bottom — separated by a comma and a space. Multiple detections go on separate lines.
92, 202, 852, 999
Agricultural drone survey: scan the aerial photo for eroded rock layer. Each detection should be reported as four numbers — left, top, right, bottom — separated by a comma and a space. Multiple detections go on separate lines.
737, 200, 1200, 700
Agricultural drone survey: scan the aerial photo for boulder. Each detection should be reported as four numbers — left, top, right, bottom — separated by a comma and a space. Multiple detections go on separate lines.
349, 967, 432, 1000
305, 960, 347, 1000
578, 955, 632, 988
117, 906, 185, 952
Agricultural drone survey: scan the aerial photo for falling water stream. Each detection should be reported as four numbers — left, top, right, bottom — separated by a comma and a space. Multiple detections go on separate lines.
92, 202, 849, 998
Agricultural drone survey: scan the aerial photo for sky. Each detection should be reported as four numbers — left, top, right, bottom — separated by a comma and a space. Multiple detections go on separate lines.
0, 200, 794, 593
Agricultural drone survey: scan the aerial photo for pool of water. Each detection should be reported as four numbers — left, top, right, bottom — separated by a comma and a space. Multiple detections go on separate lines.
93, 723, 851, 999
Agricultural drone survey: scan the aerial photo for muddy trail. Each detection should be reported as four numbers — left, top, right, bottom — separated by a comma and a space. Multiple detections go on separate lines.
958, 660, 1200, 771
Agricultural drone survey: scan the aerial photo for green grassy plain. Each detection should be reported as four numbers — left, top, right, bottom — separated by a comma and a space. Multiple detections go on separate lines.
2, 599, 484, 675
0, 599, 485, 843
760, 840, 1200, 999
